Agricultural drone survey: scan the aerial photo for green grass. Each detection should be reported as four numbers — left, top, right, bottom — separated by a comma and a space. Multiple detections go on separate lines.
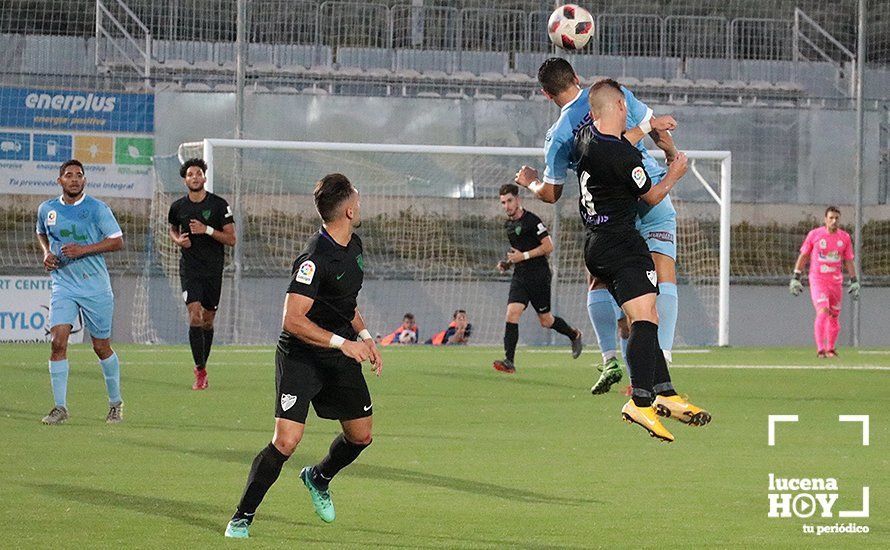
2, 344, 888, 548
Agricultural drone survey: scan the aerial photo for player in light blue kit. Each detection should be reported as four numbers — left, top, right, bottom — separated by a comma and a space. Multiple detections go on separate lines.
35, 159, 125, 425
515, 58, 680, 394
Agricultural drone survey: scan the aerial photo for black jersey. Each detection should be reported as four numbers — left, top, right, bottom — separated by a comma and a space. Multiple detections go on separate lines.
573, 122, 652, 233
505, 209, 550, 275
279, 228, 364, 353
167, 192, 233, 275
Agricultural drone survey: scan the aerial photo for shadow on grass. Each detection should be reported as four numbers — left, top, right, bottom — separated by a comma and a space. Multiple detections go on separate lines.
345, 463, 601, 506
23, 481, 310, 534
118, 438, 599, 507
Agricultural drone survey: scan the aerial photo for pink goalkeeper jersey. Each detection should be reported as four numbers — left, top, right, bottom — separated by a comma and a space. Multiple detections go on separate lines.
800, 227, 854, 283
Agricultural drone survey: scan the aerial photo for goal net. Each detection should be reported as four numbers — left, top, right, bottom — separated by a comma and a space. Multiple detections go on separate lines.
133, 140, 730, 347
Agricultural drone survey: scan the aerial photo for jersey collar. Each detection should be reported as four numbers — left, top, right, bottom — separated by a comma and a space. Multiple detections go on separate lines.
561, 88, 585, 113
59, 194, 86, 206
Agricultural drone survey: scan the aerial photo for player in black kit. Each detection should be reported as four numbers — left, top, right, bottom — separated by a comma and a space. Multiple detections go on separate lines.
225, 173, 381, 539
568, 79, 709, 442
493, 183, 583, 374
168, 158, 236, 390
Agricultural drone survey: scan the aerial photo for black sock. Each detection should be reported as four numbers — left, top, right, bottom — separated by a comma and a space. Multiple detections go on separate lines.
202, 328, 214, 366
626, 321, 658, 407
233, 443, 289, 521
188, 326, 205, 369
549, 316, 577, 340
651, 331, 676, 396
504, 322, 519, 363
313, 433, 371, 491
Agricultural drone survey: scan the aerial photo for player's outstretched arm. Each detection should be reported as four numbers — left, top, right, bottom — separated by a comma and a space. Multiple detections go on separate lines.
515, 165, 563, 203
282, 293, 371, 363
61, 236, 123, 260
640, 152, 687, 206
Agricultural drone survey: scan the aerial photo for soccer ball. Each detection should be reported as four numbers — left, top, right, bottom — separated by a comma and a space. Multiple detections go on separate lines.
398, 330, 417, 344
548, 4, 595, 50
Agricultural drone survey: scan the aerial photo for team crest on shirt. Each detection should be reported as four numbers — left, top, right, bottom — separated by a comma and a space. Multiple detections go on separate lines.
295, 260, 316, 284
202, 209, 211, 220
46, 210, 57, 226
515, 226, 522, 236
280, 393, 297, 411
819, 238, 827, 249
632, 166, 647, 188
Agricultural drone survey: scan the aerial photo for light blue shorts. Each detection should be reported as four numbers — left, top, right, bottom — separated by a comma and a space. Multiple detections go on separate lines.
636, 213, 677, 260
50, 290, 114, 339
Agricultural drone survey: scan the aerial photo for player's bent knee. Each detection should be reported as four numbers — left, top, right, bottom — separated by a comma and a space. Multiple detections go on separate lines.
272, 433, 302, 456
346, 433, 373, 446
538, 313, 554, 327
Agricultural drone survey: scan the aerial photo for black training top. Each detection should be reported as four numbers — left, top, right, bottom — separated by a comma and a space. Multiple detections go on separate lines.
573, 121, 652, 233
504, 209, 550, 275
279, 228, 364, 351
168, 192, 233, 275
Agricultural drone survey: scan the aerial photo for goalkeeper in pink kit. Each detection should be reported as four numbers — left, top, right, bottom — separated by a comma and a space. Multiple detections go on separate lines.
789, 206, 860, 357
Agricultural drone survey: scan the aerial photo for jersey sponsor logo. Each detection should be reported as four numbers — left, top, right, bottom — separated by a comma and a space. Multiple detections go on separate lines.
60, 225, 88, 242
363, 404, 372, 411
646, 270, 658, 287
225, 205, 233, 219
295, 260, 316, 285
336, 272, 346, 280
632, 166, 647, 188
537, 222, 547, 235
46, 210, 57, 226
280, 393, 297, 411
182, 291, 188, 303
647, 230, 674, 243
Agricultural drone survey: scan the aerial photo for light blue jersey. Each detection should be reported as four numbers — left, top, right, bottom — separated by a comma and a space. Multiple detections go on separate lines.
36, 195, 122, 298
542, 86, 675, 220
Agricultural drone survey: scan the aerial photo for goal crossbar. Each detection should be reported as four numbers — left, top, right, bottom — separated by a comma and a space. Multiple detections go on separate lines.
178, 139, 731, 346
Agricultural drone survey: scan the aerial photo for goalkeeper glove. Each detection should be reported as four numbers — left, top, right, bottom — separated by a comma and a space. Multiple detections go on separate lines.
789, 271, 804, 296
848, 277, 861, 300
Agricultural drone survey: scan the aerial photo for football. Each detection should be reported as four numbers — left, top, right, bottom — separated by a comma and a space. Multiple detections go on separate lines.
548, 4, 595, 50
398, 329, 417, 344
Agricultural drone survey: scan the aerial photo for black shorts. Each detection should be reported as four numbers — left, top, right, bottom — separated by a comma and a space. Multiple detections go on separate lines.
584, 230, 658, 306
274, 346, 373, 424
508, 269, 552, 314
181, 273, 223, 310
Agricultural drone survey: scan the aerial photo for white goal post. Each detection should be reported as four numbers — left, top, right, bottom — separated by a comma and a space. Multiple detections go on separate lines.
178, 139, 731, 346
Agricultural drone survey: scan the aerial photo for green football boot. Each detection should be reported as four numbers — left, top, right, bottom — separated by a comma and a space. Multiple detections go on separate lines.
300, 467, 335, 523
590, 358, 623, 395
224, 518, 250, 539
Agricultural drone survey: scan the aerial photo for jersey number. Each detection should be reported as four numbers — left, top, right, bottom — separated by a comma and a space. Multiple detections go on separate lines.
579, 171, 596, 216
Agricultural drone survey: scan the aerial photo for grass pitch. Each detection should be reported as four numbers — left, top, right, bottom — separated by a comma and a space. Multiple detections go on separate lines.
2, 344, 887, 548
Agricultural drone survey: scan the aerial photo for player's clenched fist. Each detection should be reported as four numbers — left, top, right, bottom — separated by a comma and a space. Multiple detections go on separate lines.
650, 115, 677, 132
515, 165, 539, 188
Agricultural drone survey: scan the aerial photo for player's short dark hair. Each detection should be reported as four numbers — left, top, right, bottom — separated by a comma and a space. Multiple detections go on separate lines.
59, 159, 84, 176
314, 173, 355, 222
499, 183, 519, 197
590, 78, 623, 96
403, 313, 415, 320
538, 57, 576, 96
180, 158, 208, 178
825, 206, 841, 216
452, 309, 467, 319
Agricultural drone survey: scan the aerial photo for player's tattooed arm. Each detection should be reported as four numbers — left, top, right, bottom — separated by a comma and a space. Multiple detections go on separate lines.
352, 307, 382, 376
283, 293, 373, 364
37, 233, 59, 271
